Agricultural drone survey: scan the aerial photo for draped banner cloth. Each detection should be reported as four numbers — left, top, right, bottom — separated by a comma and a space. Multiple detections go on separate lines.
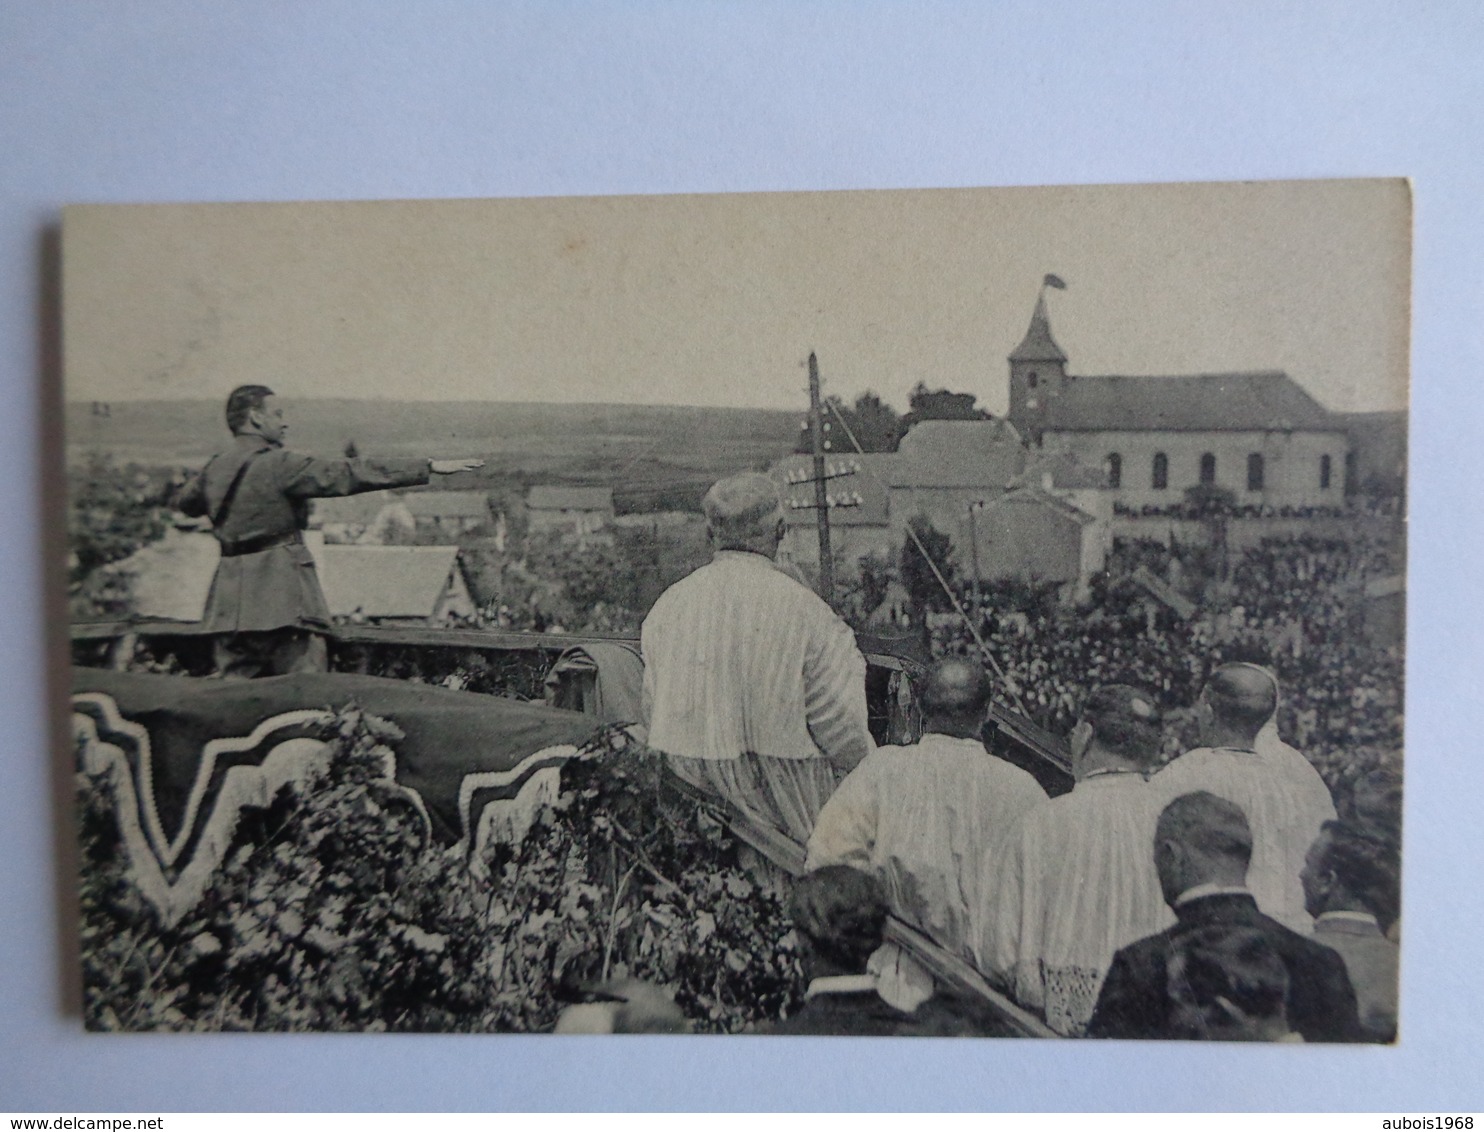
73, 668, 605, 923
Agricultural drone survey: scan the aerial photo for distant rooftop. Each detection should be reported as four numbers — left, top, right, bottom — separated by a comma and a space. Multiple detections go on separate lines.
402, 490, 491, 520
527, 485, 614, 512
316, 545, 462, 619
1043, 372, 1341, 433
1014, 450, 1109, 491
311, 491, 397, 527
892, 419, 1026, 487
983, 484, 1095, 524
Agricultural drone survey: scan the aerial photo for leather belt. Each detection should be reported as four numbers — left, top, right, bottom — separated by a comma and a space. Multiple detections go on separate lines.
218, 532, 303, 558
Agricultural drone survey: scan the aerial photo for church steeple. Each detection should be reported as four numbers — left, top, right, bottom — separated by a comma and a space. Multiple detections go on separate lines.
1010, 295, 1067, 363
1007, 288, 1070, 446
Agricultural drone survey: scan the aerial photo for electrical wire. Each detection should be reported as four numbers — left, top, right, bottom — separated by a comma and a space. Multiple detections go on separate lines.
822, 398, 1032, 719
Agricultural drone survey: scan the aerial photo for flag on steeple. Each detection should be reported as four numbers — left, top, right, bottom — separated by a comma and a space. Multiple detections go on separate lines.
1010, 293, 1067, 363
1043, 273, 1067, 290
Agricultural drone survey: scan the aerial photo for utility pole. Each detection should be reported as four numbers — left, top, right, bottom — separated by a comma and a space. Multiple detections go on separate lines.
968, 500, 984, 616
807, 352, 834, 603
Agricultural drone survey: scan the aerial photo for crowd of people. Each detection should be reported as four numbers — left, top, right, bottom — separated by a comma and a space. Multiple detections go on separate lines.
609, 471, 1403, 1040
941, 534, 1403, 800
1113, 501, 1351, 520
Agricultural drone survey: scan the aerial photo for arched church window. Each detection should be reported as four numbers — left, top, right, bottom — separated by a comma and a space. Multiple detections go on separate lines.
1320, 454, 1332, 490
1152, 452, 1168, 490
1247, 453, 1265, 492
1199, 453, 1216, 486
1027, 372, 1039, 389
1106, 453, 1122, 489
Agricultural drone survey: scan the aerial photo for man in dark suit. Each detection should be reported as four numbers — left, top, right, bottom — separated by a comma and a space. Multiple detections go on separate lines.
179, 385, 482, 677
1086, 791, 1361, 1042
765, 865, 998, 1036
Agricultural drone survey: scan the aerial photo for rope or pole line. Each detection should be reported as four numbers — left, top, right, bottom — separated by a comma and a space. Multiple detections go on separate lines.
807, 352, 835, 604
822, 399, 1032, 719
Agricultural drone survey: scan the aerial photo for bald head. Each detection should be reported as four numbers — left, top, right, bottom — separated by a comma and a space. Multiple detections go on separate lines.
922, 658, 991, 737
1202, 663, 1278, 744
703, 473, 785, 555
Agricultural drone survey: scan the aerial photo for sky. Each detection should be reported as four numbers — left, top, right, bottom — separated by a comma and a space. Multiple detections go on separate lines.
64, 179, 1410, 417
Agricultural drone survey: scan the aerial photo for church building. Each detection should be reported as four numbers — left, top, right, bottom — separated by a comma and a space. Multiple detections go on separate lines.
1007, 295, 1351, 511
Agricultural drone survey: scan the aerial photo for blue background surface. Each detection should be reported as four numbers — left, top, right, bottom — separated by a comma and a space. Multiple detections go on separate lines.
2, 1, 1481, 1111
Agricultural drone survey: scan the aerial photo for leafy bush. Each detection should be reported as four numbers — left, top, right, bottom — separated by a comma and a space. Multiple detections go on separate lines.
80, 706, 802, 1032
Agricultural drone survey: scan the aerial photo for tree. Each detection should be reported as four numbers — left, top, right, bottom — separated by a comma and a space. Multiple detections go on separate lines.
1182, 483, 1238, 517
899, 383, 989, 432
343, 438, 360, 459
68, 453, 174, 586
794, 391, 903, 454
524, 530, 639, 617
899, 517, 957, 616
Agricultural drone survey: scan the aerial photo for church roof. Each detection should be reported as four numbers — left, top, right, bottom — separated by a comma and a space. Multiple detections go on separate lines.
1042, 371, 1342, 433
1008, 295, 1067, 363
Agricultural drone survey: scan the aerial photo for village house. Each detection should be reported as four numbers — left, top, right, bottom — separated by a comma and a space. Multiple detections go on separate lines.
312, 489, 493, 544
526, 485, 615, 542
307, 539, 477, 625
773, 417, 1112, 603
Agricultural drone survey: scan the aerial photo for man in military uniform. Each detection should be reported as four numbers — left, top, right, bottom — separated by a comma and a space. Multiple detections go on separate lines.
178, 384, 483, 677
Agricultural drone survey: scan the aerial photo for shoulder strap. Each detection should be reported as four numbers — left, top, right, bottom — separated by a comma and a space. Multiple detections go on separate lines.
212, 451, 263, 529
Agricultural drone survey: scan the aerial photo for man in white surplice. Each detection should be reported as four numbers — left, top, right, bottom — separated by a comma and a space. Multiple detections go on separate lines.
807, 659, 1047, 1008
640, 473, 874, 844
979, 684, 1174, 1035
1149, 663, 1337, 934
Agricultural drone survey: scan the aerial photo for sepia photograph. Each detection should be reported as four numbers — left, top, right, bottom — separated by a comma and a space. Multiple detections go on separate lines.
63, 179, 1409, 1041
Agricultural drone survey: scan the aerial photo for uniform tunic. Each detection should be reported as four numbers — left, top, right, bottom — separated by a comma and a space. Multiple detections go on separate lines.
179, 436, 432, 633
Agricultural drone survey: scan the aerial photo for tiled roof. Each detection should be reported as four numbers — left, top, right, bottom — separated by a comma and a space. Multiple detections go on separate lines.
982, 484, 1095, 524
527, 485, 614, 512
892, 419, 1026, 487
310, 490, 397, 527
401, 490, 491, 520
1042, 372, 1341, 433
105, 529, 220, 621
315, 545, 461, 618
1014, 450, 1109, 491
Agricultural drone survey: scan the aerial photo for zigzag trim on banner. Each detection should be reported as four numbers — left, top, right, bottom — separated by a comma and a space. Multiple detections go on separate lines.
72, 693, 333, 869
467, 767, 564, 877
454, 744, 579, 869
74, 697, 435, 926
76, 716, 330, 926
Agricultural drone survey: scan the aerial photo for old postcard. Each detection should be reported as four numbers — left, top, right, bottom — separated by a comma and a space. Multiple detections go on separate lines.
64, 180, 1408, 1038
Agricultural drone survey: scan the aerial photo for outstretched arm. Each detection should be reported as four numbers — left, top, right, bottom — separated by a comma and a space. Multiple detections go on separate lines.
279, 453, 483, 498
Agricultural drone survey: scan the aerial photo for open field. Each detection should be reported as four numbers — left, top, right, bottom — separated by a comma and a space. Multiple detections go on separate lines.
67, 399, 802, 512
